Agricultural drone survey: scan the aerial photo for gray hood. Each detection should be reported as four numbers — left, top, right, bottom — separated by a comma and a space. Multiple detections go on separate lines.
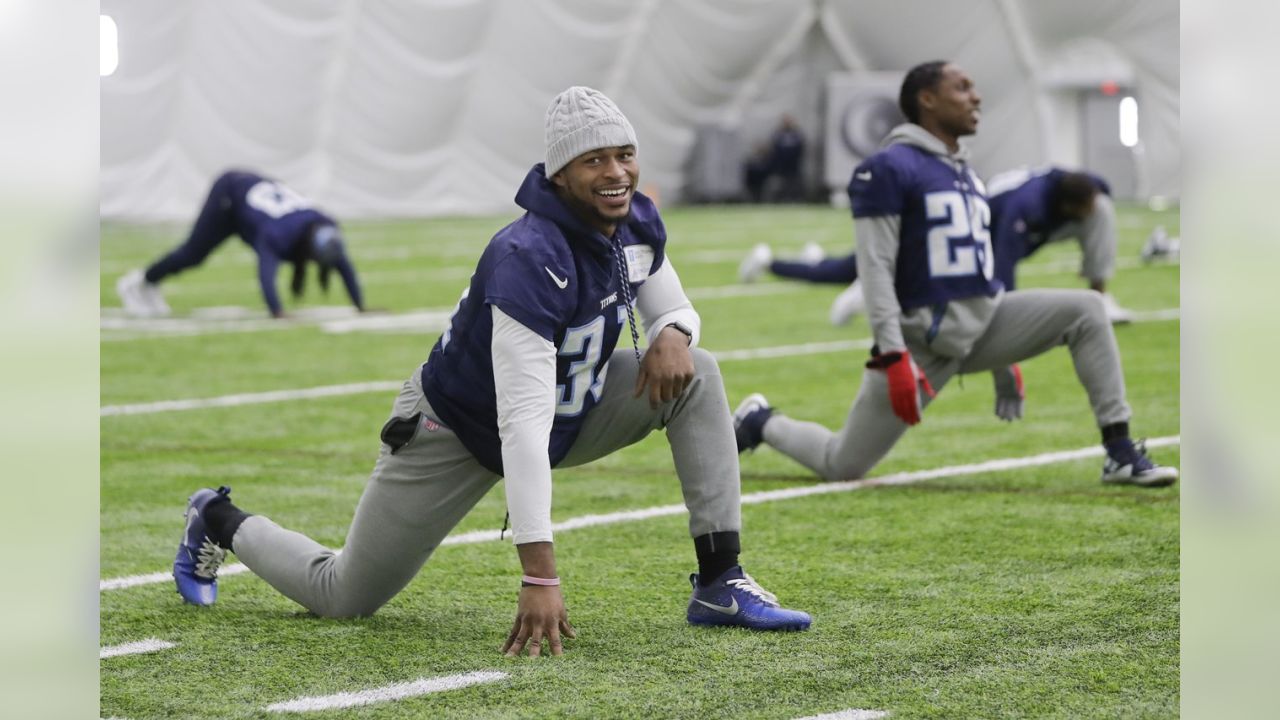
882, 123, 971, 165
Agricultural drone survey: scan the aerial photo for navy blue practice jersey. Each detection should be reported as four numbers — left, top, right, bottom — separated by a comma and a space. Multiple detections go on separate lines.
848, 144, 1003, 310
988, 167, 1112, 289
219, 171, 335, 257
422, 164, 667, 476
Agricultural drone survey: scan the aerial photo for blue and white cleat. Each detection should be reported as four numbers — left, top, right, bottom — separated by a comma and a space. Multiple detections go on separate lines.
1101, 440, 1178, 488
174, 486, 231, 606
687, 566, 811, 631
733, 393, 773, 453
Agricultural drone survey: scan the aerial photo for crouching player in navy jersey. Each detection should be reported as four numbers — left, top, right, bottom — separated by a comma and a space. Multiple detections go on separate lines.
170, 87, 811, 655
733, 61, 1177, 489
116, 170, 365, 319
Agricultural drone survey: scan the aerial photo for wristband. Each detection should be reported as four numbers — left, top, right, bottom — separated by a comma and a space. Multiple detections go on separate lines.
521, 575, 560, 587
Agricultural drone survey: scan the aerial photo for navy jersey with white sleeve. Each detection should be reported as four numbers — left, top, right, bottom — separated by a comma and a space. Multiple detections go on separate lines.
422, 163, 674, 476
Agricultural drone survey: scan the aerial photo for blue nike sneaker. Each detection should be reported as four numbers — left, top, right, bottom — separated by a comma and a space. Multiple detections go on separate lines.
173, 486, 231, 606
733, 393, 773, 453
1101, 439, 1179, 488
687, 566, 811, 631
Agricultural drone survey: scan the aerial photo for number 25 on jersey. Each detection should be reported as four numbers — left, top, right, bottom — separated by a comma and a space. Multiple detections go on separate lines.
925, 191, 993, 280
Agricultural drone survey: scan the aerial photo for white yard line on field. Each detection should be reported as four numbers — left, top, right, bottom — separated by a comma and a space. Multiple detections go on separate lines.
99, 307, 1177, 418
100, 254, 1179, 341
264, 671, 508, 713
100, 638, 176, 659
794, 710, 891, 720
99, 436, 1179, 593
100, 381, 404, 417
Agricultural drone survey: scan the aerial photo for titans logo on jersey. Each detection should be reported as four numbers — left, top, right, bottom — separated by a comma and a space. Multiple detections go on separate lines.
848, 145, 1003, 310
422, 164, 667, 475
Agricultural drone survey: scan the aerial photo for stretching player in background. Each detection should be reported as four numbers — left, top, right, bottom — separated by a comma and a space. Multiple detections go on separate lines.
115, 170, 365, 319
169, 87, 810, 658
733, 60, 1177, 488
739, 167, 1135, 325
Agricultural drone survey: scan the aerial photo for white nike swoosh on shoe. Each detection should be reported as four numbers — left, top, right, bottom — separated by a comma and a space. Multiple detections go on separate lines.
545, 267, 568, 289
693, 596, 739, 615
856, 171, 872, 181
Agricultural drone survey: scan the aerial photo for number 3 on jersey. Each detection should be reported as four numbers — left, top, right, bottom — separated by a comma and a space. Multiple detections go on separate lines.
557, 306, 627, 417
925, 191, 993, 280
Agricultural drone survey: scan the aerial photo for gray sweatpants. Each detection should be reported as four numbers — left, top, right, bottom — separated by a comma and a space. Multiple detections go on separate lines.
1047, 193, 1117, 283
762, 289, 1131, 481
232, 347, 741, 617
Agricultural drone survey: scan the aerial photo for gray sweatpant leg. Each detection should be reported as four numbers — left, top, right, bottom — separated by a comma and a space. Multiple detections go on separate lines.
958, 289, 1131, 424
1047, 193, 1117, 283
232, 372, 500, 618
559, 347, 742, 537
762, 289, 1131, 481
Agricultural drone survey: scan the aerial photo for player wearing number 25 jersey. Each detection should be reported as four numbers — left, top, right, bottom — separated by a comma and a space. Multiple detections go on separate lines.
115, 170, 364, 319
848, 126, 1001, 318
734, 61, 1177, 489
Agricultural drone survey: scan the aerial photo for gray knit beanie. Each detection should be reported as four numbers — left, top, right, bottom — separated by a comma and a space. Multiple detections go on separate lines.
544, 86, 638, 177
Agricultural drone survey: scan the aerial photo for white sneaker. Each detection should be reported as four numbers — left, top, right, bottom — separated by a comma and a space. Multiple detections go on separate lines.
1100, 440, 1179, 487
116, 270, 153, 317
116, 269, 170, 317
829, 280, 865, 326
738, 243, 773, 283
1141, 226, 1179, 264
1099, 292, 1133, 325
138, 278, 171, 316
799, 241, 825, 265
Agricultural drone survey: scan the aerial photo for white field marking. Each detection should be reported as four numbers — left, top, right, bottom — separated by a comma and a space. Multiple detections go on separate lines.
320, 309, 454, 334
99, 308, 1179, 417
99, 638, 176, 659
264, 671, 508, 713
100, 381, 403, 417
96, 340, 867, 417
1130, 307, 1180, 322
795, 710, 890, 720
100, 305, 363, 341
99, 436, 1179, 592
100, 253, 1179, 341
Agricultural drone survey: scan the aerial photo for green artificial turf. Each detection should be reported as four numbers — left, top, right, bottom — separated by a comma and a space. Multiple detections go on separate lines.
101, 202, 1179, 718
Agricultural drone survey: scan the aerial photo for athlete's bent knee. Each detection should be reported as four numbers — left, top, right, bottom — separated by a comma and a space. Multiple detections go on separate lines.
689, 347, 720, 375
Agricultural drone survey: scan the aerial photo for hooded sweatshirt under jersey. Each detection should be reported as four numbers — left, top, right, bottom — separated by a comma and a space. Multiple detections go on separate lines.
420, 164, 700, 544
849, 124, 1004, 359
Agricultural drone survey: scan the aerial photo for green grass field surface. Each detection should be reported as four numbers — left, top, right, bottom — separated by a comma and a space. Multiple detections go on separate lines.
101, 203, 1179, 719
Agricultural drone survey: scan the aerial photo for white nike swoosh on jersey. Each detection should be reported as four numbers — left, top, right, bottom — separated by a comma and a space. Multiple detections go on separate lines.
693, 596, 739, 615
545, 267, 568, 289
856, 171, 872, 181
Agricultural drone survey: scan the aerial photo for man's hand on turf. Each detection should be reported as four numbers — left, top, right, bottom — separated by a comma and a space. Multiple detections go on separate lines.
504, 541, 575, 657
634, 325, 695, 409
502, 585, 575, 658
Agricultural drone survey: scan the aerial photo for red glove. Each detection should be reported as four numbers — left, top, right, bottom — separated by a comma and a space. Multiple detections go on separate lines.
866, 350, 935, 425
